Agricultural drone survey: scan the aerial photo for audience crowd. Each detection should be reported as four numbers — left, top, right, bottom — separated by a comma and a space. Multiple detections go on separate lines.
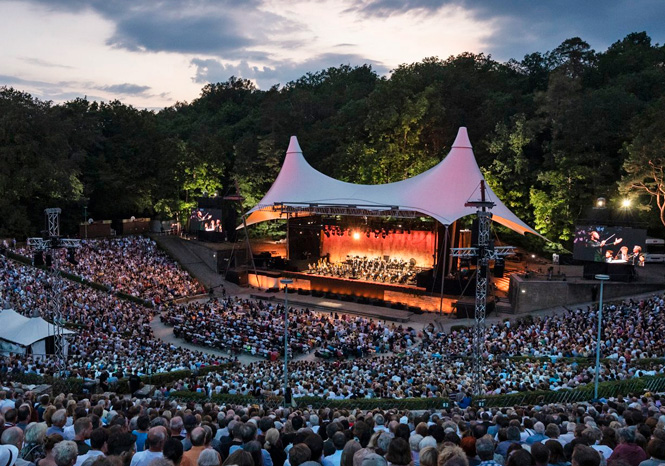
1, 387, 665, 466
1, 236, 665, 400
18, 237, 201, 302
0, 255, 226, 379
161, 298, 415, 359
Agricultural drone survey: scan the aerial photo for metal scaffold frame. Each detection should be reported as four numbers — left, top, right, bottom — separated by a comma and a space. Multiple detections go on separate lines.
451, 181, 515, 395
28, 208, 80, 373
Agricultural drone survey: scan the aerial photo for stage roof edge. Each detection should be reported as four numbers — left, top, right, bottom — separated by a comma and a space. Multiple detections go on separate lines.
240, 128, 543, 239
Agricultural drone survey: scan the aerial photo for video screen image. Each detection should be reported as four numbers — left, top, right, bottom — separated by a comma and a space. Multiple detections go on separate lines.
573, 225, 646, 264
189, 208, 223, 232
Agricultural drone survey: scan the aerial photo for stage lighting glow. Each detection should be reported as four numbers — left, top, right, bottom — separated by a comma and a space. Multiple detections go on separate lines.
622, 198, 631, 208
352, 232, 361, 240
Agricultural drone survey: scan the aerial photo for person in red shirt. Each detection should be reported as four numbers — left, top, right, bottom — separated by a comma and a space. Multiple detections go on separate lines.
608, 428, 647, 466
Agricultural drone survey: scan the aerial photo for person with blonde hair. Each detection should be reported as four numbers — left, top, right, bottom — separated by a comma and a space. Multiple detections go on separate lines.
263, 429, 286, 466
21, 423, 48, 463
419, 448, 438, 466
437, 446, 468, 466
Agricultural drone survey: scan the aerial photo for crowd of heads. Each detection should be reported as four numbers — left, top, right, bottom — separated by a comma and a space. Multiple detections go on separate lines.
2, 235, 665, 398
161, 298, 415, 359
2, 389, 665, 466
18, 237, 201, 302
0, 254, 226, 378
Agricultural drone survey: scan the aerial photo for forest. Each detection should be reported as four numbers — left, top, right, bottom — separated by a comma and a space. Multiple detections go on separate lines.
2, 32, 665, 251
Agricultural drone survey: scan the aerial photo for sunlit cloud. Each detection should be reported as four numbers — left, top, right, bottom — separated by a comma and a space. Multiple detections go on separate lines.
1, 0, 663, 108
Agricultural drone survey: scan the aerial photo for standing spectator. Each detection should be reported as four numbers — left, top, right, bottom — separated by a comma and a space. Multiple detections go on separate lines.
544, 440, 568, 466
37, 435, 64, 466
0, 444, 19, 466
170, 418, 185, 442
638, 438, 665, 466
53, 442, 78, 466
385, 438, 412, 466
264, 429, 286, 466
2, 427, 35, 466
181, 428, 206, 466
130, 427, 166, 466
132, 417, 150, 453
418, 448, 438, 466
608, 428, 648, 466
198, 450, 221, 466
530, 443, 549, 466
47, 412, 66, 437
73, 419, 92, 456
75, 428, 107, 466
163, 439, 184, 466
526, 424, 547, 446
341, 442, 362, 466
475, 436, 500, 466
21, 423, 47, 464
571, 446, 599, 466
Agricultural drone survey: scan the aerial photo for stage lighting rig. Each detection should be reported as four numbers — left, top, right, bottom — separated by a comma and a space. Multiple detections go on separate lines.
27, 208, 81, 372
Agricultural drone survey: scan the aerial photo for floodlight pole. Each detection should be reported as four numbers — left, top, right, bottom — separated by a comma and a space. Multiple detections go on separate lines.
594, 274, 610, 399
281, 278, 293, 406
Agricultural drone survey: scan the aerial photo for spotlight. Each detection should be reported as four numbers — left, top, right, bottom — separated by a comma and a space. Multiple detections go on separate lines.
622, 198, 631, 208
353, 232, 361, 240
596, 197, 606, 208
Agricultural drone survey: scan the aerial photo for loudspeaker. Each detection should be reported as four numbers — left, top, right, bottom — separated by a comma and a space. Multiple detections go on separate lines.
471, 219, 479, 246
45, 254, 52, 267
67, 249, 78, 265
493, 259, 505, 278
226, 268, 248, 286
34, 252, 44, 266
416, 269, 433, 288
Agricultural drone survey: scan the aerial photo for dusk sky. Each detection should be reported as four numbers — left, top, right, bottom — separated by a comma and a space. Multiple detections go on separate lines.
2, 0, 664, 109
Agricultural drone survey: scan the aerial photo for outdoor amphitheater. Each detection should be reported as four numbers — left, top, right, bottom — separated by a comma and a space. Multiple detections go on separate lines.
2, 16, 665, 466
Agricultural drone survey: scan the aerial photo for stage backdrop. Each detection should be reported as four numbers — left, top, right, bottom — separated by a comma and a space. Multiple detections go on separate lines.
321, 230, 435, 267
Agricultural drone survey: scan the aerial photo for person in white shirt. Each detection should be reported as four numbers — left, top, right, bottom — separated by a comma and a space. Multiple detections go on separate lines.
373, 415, 388, 433
130, 427, 167, 466
558, 423, 576, 445
76, 428, 107, 466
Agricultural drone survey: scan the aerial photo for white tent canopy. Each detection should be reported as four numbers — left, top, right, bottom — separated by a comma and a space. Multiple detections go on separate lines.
0, 308, 74, 348
244, 127, 540, 236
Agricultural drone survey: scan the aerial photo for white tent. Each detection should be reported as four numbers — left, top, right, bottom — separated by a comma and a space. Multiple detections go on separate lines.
244, 127, 540, 236
0, 309, 74, 356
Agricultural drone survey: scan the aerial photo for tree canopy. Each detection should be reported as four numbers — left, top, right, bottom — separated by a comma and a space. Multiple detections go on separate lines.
2, 32, 665, 245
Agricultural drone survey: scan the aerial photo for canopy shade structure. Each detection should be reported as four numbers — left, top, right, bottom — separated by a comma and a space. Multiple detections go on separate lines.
243, 127, 540, 237
0, 308, 74, 347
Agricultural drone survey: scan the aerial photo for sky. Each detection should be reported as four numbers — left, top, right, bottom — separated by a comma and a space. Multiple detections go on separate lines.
1, 0, 664, 109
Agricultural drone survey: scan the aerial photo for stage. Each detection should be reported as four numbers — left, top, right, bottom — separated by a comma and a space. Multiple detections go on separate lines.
248, 269, 455, 313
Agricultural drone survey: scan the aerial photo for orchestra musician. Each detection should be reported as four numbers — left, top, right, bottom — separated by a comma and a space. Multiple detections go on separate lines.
587, 230, 623, 262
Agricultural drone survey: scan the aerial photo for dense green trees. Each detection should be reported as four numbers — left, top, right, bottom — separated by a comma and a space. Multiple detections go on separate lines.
1, 32, 665, 245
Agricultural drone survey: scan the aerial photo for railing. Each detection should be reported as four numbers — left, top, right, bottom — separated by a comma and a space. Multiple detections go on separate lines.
166, 373, 665, 409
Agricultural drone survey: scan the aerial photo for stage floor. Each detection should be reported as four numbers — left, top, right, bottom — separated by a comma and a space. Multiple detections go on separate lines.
248, 291, 414, 322
290, 271, 426, 292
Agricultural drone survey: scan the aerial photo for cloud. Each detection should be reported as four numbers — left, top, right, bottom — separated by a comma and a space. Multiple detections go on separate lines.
20, 57, 75, 69
0, 74, 57, 88
191, 53, 390, 89
25, 0, 302, 59
98, 83, 151, 95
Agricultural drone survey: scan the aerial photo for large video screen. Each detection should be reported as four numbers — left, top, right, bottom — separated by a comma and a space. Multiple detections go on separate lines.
573, 225, 646, 263
189, 208, 223, 232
